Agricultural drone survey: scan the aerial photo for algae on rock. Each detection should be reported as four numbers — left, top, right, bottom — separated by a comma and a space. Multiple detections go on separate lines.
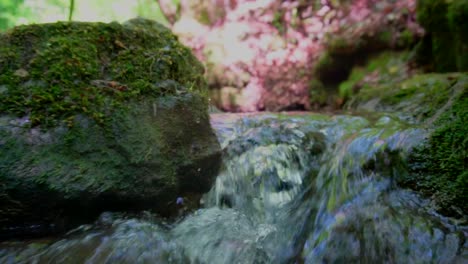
0, 18, 206, 128
343, 54, 468, 216
0, 19, 221, 238
405, 84, 467, 217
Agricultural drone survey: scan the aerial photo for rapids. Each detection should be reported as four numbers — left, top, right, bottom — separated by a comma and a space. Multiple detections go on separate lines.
1, 112, 467, 263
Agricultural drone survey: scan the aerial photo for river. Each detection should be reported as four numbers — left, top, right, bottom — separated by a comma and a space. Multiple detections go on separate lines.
1, 112, 467, 263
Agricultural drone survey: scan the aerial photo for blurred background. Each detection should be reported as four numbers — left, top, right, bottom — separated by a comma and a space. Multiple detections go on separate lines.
0, 0, 168, 29
2, 0, 463, 113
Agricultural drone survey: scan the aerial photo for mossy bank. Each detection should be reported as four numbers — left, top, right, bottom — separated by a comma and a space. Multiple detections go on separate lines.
343, 52, 467, 217
0, 19, 221, 238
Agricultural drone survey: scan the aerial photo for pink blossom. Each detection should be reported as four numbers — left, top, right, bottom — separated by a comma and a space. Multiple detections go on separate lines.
163, 0, 419, 111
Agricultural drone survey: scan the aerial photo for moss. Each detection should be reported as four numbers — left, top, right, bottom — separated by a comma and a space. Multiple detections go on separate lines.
313, 50, 413, 108
366, 52, 404, 73
0, 20, 206, 128
0, 93, 220, 231
347, 70, 468, 216
382, 74, 452, 109
338, 66, 365, 98
337, 52, 411, 102
416, 0, 450, 32
397, 29, 414, 48
447, 0, 468, 71
0, 20, 221, 234
415, 0, 467, 72
406, 87, 468, 216
315, 52, 333, 73
309, 79, 328, 106
348, 73, 462, 123
312, 26, 417, 107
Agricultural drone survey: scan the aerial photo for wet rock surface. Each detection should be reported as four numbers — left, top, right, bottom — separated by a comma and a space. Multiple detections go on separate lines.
0, 20, 221, 238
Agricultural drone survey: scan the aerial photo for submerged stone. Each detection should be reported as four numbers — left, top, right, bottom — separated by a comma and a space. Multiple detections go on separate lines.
0, 19, 221, 238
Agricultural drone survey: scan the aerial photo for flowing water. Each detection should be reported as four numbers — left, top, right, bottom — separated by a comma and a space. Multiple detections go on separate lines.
1, 112, 467, 263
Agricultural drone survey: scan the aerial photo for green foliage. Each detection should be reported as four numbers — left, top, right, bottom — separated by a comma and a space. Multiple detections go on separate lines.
309, 79, 328, 106
312, 27, 417, 106
1, 0, 170, 31
397, 29, 414, 48
448, 0, 468, 37
338, 67, 365, 98
416, 0, 450, 31
0, 0, 30, 30
272, 10, 285, 34
415, 0, 468, 72
0, 20, 206, 128
448, 0, 468, 71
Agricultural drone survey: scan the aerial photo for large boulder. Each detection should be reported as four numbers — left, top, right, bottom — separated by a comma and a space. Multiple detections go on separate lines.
0, 19, 221, 238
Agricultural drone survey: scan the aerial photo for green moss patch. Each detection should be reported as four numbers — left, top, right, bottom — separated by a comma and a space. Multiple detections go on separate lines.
0, 19, 206, 128
338, 52, 413, 101
405, 87, 467, 216
345, 67, 463, 124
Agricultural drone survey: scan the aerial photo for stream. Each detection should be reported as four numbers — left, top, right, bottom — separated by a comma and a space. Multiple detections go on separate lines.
1, 112, 467, 263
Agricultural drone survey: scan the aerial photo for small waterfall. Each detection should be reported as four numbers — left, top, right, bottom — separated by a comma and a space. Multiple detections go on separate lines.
1, 113, 466, 264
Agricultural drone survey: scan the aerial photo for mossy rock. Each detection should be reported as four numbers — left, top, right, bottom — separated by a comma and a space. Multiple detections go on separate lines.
346, 72, 463, 122
0, 19, 221, 238
323, 51, 412, 105
0, 18, 207, 127
311, 27, 418, 104
333, 50, 405, 98
406, 86, 467, 217
346, 72, 468, 217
